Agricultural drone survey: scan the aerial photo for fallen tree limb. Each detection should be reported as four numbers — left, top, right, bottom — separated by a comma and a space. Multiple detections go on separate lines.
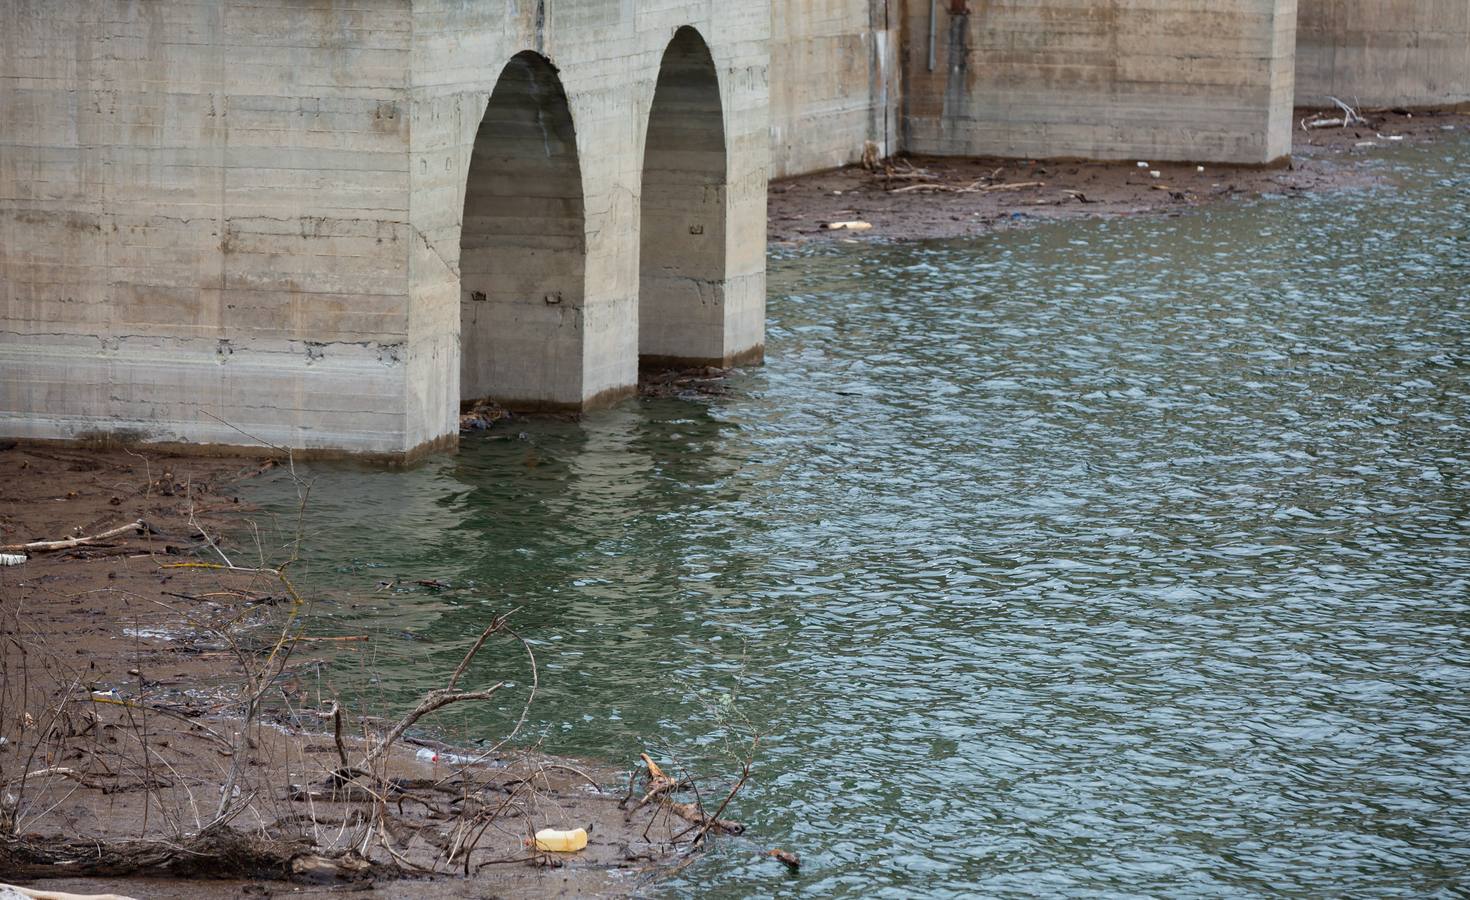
667, 800, 745, 836
355, 616, 510, 770
354, 684, 502, 768
978, 180, 1044, 193
690, 754, 754, 846
291, 635, 370, 643
0, 828, 384, 883
2, 766, 93, 788
1328, 95, 1369, 126
2, 521, 144, 553
0, 766, 167, 795
624, 753, 682, 812
1302, 97, 1369, 132
1, 885, 141, 900
889, 180, 1044, 195
83, 695, 235, 754
890, 182, 955, 193
623, 753, 746, 840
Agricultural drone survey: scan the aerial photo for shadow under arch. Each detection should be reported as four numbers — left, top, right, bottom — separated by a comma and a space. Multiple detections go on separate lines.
638, 26, 728, 367
460, 51, 585, 410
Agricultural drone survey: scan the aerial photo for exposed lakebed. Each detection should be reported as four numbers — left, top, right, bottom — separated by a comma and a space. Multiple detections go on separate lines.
243, 137, 1470, 897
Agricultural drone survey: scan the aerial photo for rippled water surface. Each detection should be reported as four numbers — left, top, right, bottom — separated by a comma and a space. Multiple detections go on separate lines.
245, 141, 1469, 897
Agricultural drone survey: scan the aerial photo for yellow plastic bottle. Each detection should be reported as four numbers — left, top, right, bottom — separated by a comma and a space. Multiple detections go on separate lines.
534, 827, 588, 852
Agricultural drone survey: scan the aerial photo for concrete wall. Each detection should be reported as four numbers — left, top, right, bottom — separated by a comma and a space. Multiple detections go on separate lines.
0, 0, 418, 454
769, 0, 900, 178
1296, 0, 1470, 107
0, 1, 770, 457
898, 0, 1298, 164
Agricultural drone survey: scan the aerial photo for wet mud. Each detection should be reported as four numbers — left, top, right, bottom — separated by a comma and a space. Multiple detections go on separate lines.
769, 107, 1470, 243
0, 446, 716, 898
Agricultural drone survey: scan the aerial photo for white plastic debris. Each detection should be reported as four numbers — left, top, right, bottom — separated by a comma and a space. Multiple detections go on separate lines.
824, 220, 872, 231
0, 553, 25, 567
1149, 170, 1161, 179
415, 746, 481, 766
1136, 161, 1149, 168
1196, 166, 1205, 173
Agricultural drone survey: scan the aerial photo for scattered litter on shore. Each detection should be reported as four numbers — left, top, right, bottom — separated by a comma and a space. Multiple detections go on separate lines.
769, 107, 1470, 244
1, 444, 777, 898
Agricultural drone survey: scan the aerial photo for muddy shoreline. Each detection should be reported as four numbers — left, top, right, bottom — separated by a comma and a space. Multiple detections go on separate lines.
0, 446, 726, 898
770, 106, 1470, 244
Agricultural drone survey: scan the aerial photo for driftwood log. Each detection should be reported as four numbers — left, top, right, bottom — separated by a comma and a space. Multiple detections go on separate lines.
0, 828, 384, 884
1, 521, 145, 554
1, 887, 140, 900
623, 754, 746, 838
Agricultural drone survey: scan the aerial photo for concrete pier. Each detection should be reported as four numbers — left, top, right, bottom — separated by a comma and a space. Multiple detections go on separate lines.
1296, 0, 1470, 107
4, 0, 1464, 458
768, 0, 899, 179
768, 1, 1300, 172
0, 1, 768, 457
767, 1, 1468, 176
898, 0, 1299, 165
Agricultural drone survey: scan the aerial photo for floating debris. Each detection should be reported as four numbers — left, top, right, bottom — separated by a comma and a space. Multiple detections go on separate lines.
460, 399, 510, 432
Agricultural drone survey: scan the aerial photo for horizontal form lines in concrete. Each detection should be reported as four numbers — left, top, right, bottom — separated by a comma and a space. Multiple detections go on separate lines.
1, 1, 770, 457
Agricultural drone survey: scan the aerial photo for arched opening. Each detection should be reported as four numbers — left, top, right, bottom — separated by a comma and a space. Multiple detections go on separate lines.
638, 27, 728, 366
460, 51, 584, 408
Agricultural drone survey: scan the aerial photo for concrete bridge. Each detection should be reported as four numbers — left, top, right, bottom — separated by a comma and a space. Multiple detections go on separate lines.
0, 2, 767, 458
2, 1, 1466, 459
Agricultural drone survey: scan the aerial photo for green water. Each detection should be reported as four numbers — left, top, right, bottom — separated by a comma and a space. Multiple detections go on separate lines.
244, 139, 1470, 897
